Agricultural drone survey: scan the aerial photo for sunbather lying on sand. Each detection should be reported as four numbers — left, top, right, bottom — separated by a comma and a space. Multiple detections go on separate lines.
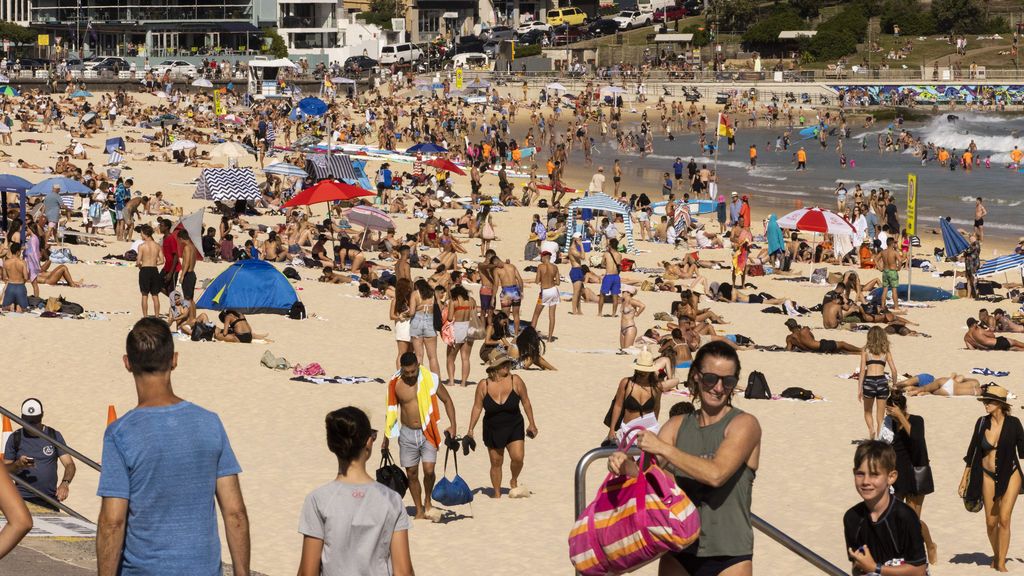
896, 373, 982, 396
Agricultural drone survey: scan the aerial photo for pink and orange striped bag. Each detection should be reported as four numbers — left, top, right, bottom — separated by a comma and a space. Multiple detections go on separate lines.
568, 433, 700, 575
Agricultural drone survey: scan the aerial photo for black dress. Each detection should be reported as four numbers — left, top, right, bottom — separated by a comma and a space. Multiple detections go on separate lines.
890, 414, 932, 497
963, 415, 1024, 503
482, 379, 525, 450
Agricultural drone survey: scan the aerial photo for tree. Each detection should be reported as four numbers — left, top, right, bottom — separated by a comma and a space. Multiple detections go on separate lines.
742, 9, 806, 48
880, 0, 935, 35
262, 28, 288, 58
931, 0, 983, 34
788, 0, 822, 19
0, 22, 35, 45
370, 0, 405, 19
713, 0, 758, 33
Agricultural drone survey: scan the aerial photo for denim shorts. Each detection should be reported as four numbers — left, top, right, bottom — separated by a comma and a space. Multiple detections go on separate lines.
410, 312, 436, 338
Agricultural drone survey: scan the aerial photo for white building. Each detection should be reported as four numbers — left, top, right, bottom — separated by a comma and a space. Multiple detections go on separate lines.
277, 0, 387, 64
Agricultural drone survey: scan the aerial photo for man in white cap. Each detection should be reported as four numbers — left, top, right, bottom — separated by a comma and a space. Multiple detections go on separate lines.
3, 398, 76, 510
568, 231, 586, 315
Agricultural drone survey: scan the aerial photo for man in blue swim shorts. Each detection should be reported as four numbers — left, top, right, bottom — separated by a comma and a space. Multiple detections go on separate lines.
568, 232, 585, 315
2, 243, 30, 312
598, 239, 623, 317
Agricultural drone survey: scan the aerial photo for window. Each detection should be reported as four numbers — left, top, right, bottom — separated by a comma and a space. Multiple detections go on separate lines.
418, 10, 441, 36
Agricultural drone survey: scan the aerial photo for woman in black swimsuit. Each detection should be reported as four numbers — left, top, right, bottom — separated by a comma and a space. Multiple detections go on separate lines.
464, 353, 538, 499
605, 349, 662, 445
959, 385, 1024, 572
216, 309, 265, 343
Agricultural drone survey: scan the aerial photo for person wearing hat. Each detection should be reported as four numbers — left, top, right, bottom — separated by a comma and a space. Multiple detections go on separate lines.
3, 398, 76, 510
464, 351, 538, 499
729, 192, 742, 227
958, 384, 1024, 572
606, 347, 663, 446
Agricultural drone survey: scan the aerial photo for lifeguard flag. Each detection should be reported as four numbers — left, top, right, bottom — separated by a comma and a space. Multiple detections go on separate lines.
717, 113, 731, 137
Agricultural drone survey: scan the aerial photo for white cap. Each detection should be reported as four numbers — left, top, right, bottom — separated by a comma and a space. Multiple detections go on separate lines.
572, 232, 582, 238
21, 398, 43, 418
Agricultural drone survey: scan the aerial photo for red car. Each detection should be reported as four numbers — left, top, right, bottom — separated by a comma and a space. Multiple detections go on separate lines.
553, 25, 587, 45
653, 5, 687, 22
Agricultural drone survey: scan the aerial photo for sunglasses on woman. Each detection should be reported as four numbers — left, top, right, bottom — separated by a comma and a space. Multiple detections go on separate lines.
698, 372, 739, 391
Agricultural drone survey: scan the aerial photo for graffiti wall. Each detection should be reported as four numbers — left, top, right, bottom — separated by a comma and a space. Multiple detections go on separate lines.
832, 85, 1024, 106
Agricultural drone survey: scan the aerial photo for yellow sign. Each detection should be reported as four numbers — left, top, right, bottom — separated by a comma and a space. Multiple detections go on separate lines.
455, 67, 463, 90
906, 173, 917, 236
213, 89, 225, 116
37, 34, 49, 46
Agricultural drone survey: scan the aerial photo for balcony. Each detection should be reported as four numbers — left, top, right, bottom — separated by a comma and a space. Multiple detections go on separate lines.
279, 14, 335, 28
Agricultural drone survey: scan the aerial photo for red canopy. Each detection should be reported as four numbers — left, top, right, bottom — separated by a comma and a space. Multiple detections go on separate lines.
425, 158, 466, 176
282, 180, 374, 208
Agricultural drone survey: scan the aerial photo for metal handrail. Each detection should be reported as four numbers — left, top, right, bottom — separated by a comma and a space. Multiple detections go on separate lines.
8, 474, 91, 523
573, 446, 846, 576
0, 405, 101, 472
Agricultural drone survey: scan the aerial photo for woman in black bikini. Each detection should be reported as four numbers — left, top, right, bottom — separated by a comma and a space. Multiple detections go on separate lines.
464, 353, 538, 499
605, 349, 662, 445
215, 310, 267, 343
959, 385, 1024, 572
858, 326, 897, 439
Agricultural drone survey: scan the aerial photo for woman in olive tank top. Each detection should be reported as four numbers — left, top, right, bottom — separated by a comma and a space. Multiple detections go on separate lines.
609, 340, 762, 575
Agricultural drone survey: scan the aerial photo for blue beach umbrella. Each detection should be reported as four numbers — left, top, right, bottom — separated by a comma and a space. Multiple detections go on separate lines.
939, 217, 968, 259
0, 174, 32, 193
70, 89, 93, 98
28, 177, 91, 196
105, 136, 126, 153
405, 142, 448, 154
297, 97, 328, 117
977, 253, 1024, 278
263, 162, 309, 177
0, 85, 19, 97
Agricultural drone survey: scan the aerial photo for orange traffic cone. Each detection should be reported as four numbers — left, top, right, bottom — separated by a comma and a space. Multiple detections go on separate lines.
1, 415, 11, 451
106, 405, 118, 427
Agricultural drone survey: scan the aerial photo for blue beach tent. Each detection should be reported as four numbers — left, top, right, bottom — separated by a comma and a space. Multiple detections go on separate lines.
196, 260, 298, 314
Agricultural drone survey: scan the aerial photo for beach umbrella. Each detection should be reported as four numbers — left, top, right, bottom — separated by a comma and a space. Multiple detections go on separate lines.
27, 177, 91, 196
0, 85, 18, 97
346, 205, 394, 231
939, 217, 969, 259
602, 86, 627, 94
297, 96, 328, 117
154, 91, 168, 98
776, 207, 855, 235
406, 142, 447, 155
288, 107, 310, 121
174, 208, 205, 262
211, 141, 248, 158
977, 253, 1024, 278
283, 179, 373, 208
70, 89, 92, 98
263, 162, 309, 177
169, 139, 197, 151
82, 112, 98, 125
425, 157, 466, 176
546, 82, 567, 91
191, 78, 213, 88
104, 137, 125, 154
466, 79, 490, 89
0, 174, 32, 193
219, 113, 244, 124
331, 77, 355, 84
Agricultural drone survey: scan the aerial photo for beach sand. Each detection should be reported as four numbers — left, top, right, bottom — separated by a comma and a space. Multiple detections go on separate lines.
2, 91, 1023, 575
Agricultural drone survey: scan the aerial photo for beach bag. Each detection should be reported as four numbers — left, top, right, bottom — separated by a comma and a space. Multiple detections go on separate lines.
431, 446, 473, 506
809, 267, 828, 284
88, 202, 102, 219
45, 297, 61, 313
780, 387, 814, 401
58, 297, 84, 316
440, 307, 455, 346
282, 266, 301, 281
288, 301, 306, 320
744, 371, 771, 400
376, 449, 409, 498
466, 312, 486, 341
191, 322, 216, 342
481, 221, 496, 241
568, 431, 700, 575
432, 300, 443, 333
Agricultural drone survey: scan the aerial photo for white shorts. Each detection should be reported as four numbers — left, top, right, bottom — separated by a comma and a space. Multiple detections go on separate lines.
394, 319, 411, 342
452, 321, 469, 344
541, 286, 560, 307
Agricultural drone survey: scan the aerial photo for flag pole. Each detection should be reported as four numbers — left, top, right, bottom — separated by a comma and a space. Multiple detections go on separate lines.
714, 113, 722, 200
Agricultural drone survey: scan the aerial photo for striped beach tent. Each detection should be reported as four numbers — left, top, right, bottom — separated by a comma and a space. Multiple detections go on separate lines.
977, 253, 1024, 278
563, 193, 636, 255
305, 154, 359, 182
193, 168, 260, 202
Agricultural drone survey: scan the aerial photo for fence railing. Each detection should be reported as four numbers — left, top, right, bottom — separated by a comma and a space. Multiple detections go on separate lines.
573, 446, 847, 576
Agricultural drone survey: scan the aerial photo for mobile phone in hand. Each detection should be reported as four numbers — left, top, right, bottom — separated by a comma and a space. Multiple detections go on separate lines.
527, 429, 536, 439
24, 457, 35, 466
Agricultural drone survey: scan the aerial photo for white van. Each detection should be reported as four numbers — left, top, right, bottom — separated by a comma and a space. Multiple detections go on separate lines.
379, 43, 423, 65
637, 0, 673, 12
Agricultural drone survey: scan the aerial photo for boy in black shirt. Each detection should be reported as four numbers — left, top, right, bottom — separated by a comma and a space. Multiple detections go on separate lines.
844, 441, 928, 576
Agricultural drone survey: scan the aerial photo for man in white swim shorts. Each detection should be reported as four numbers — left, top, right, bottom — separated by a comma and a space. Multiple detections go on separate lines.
530, 250, 560, 342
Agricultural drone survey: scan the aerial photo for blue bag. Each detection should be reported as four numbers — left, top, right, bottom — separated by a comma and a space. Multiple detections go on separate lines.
431, 446, 473, 507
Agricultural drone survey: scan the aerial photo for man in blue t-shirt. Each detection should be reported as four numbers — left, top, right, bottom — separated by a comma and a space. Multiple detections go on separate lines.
673, 157, 684, 181
97, 318, 250, 576
3, 398, 77, 510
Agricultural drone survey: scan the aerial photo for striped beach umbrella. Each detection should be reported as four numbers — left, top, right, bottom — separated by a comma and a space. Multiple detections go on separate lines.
776, 207, 855, 235
346, 205, 394, 231
977, 253, 1024, 278
263, 162, 308, 177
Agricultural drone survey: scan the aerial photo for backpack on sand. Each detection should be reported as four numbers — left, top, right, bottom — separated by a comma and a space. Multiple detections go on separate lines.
744, 371, 771, 400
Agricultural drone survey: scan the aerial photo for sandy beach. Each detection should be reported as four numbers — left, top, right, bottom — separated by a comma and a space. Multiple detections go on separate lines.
2, 87, 1023, 576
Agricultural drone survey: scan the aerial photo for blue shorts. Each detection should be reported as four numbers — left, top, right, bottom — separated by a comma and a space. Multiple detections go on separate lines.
2, 283, 29, 310
410, 312, 436, 338
502, 286, 522, 305
917, 373, 934, 387
676, 361, 692, 370
569, 267, 584, 284
600, 274, 621, 296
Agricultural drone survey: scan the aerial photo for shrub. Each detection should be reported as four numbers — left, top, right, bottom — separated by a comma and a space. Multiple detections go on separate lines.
809, 27, 858, 60
514, 43, 542, 59
742, 9, 807, 49
879, 0, 936, 36
261, 28, 288, 58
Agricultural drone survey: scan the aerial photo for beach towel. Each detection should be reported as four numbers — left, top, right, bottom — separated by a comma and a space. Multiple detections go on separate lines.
971, 368, 1009, 377
766, 214, 785, 255
385, 367, 442, 449
290, 376, 385, 385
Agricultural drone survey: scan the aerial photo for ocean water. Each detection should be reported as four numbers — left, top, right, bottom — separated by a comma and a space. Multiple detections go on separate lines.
584, 113, 1024, 243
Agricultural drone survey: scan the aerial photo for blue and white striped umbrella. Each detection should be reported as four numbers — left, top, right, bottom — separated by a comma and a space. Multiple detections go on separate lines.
977, 253, 1024, 278
263, 162, 308, 177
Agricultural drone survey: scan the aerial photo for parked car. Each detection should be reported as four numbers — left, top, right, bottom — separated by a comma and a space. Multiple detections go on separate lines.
14, 58, 49, 71
682, 0, 703, 14
151, 59, 198, 78
652, 4, 687, 21
516, 20, 551, 34
454, 35, 486, 54
612, 10, 652, 29
483, 40, 502, 57
379, 42, 423, 65
89, 57, 131, 73
588, 18, 621, 37
451, 52, 492, 71
552, 25, 587, 45
483, 25, 515, 41
343, 55, 378, 74
547, 6, 587, 26
517, 28, 550, 46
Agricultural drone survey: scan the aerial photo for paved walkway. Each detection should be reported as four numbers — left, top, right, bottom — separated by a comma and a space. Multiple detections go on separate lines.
3, 545, 96, 575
